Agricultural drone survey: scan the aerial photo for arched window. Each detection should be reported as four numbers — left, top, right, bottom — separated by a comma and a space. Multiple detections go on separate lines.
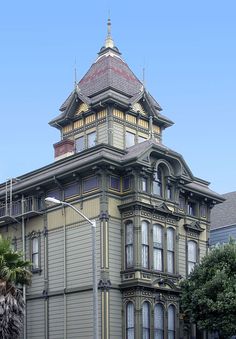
168, 305, 175, 339
141, 221, 149, 268
153, 167, 163, 196
125, 222, 134, 268
142, 302, 150, 339
154, 303, 164, 339
188, 240, 197, 275
167, 228, 175, 273
153, 224, 163, 271
126, 302, 135, 339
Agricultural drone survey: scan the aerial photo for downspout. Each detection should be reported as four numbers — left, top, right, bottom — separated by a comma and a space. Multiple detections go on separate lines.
63, 206, 67, 339
21, 195, 27, 339
43, 211, 49, 339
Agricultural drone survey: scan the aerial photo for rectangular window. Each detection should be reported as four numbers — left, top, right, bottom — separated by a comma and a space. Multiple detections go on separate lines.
200, 204, 207, 218
179, 195, 185, 210
166, 184, 172, 200
32, 237, 39, 270
141, 221, 149, 268
167, 228, 175, 273
64, 182, 80, 198
110, 176, 121, 191
46, 189, 62, 200
188, 201, 196, 216
141, 177, 147, 192
83, 176, 98, 193
188, 241, 197, 275
153, 225, 163, 271
125, 131, 135, 148
75, 136, 85, 152
123, 176, 131, 191
87, 131, 96, 148
125, 223, 134, 268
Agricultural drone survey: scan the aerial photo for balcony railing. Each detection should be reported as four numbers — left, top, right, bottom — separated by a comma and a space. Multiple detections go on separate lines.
0, 196, 43, 225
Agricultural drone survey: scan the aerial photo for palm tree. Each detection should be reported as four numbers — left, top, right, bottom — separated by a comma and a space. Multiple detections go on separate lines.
0, 235, 32, 339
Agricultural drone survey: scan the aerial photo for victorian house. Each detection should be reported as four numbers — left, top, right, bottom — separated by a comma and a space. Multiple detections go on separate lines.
0, 21, 223, 339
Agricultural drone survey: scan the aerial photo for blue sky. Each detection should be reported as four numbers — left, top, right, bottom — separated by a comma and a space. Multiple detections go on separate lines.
0, 0, 235, 194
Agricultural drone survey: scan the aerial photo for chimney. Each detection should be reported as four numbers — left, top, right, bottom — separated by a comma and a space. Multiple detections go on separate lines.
53, 139, 75, 161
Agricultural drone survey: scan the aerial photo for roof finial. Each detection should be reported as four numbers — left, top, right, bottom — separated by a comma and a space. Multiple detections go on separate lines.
105, 17, 114, 48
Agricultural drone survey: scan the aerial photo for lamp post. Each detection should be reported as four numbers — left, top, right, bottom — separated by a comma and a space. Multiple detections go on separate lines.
45, 197, 98, 339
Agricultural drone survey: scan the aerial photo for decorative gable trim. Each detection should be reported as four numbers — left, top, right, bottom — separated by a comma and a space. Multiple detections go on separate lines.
184, 220, 204, 234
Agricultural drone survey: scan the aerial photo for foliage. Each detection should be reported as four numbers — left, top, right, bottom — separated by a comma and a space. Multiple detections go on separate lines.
180, 239, 236, 338
0, 235, 32, 339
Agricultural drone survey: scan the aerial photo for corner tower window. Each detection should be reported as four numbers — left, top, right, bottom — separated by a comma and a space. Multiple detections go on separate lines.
154, 303, 164, 339
167, 228, 175, 274
126, 302, 135, 339
141, 221, 149, 268
142, 302, 150, 339
125, 222, 134, 268
153, 224, 163, 271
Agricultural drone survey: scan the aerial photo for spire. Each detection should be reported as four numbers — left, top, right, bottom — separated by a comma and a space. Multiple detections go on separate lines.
105, 17, 115, 49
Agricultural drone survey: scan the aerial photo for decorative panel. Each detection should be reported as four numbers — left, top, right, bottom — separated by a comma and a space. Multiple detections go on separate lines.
126, 114, 136, 124
132, 102, 146, 115
74, 119, 84, 129
138, 118, 148, 129
98, 109, 107, 119
113, 109, 124, 119
75, 102, 89, 115
153, 125, 161, 134
85, 114, 96, 125
62, 124, 73, 134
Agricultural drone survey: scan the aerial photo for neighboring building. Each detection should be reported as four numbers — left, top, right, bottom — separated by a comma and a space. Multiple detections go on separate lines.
210, 191, 236, 245
0, 21, 223, 339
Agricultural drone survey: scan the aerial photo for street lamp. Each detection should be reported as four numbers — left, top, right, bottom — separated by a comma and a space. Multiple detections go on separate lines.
45, 197, 98, 339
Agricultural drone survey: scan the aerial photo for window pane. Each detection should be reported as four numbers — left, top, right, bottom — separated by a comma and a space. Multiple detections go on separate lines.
64, 183, 79, 198
110, 176, 121, 191
127, 302, 134, 339
141, 178, 147, 192
188, 241, 197, 262
75, 136, 85, 152
87, 132, 96, 148
167, 228, 174, 251
142, 222, 148, 245
154, 304, 164, 339
32, 238, 38, 253
126, 223, 133, 244
153, 225, 162, 247
47, 189, 62, 200
126, 223, 134, 268
153, 248, 163, 271
126, 131, 135, 147
168, 305, 175, 339
142, 302, 150, 339
32, 253, 39, 269
138, 135, 147, 143
167, 251, 174, 273
83, 176, 98, 193
126, 245, 133, 268
123, 176, 131, 191
142, 245, 149, 268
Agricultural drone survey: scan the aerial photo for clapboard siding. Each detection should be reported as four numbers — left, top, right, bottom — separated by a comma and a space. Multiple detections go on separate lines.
110, 289, 122, 338
49, 296, 64, 339
113, 122, 124, 149
178, 236, 186, 277
109, 220, 121, 284
27, 299, 44, 339
199, 241, 207, 261
66, 291, 94, 338
210, 225, 236, 245
48, 229, 64, 292
66, 222, 100, 289
98, 121, 108, 144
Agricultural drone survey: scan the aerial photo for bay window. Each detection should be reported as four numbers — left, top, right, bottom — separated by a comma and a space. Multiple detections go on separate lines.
168, 305, 175, 339
142, 302, 150, 339
167, 228, 175, 273
141, 221, 149, 268
154, 303, 164, 339
125, 222, 134, 268
153, 224, 163, 271
126, 302, 134, 339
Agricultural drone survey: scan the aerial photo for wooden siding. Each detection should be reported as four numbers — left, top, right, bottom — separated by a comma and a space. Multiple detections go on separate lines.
113, 122, 124, 149
48, 229, 64, 292
26, 299, 45, 339
98, 121, 108, 144
109, 289, 122, 338
199, 240, 207, 261
109, 220, 122, 284
178, 235, 186, 277
49, 296, 64, 339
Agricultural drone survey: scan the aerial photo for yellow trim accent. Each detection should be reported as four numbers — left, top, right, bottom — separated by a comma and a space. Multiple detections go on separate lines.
74, 119, 84, 129
85, 114, 96, 124
133, 102, 146, 115
62, 124, 73, 134
98, 109, 107, 119
113, 108, 124, 119
153, 124, 160, 134
75, 102, 89, 115
138, 118, 148, 129
126, 114, 137, 124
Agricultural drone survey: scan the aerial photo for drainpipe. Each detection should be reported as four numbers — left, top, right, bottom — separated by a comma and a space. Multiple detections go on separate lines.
21, 195, 27, 339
